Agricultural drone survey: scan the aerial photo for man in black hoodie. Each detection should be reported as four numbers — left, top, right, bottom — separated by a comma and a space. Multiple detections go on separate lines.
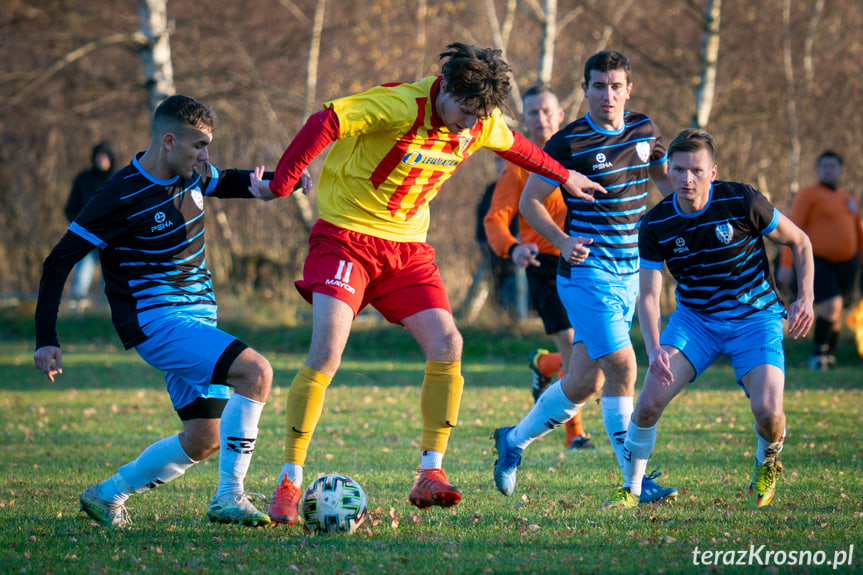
65, 141, 115, 305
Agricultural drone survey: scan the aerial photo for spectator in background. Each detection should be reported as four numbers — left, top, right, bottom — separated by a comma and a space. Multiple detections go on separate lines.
777, 151, 863, 371
476, 154, 517, 314
65, 141, 115, 307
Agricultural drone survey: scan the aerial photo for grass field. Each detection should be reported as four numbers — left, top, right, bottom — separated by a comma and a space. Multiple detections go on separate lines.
1, 306, 860, 574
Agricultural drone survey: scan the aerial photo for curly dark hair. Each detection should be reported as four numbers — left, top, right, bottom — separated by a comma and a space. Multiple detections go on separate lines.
439, 43, 512, 115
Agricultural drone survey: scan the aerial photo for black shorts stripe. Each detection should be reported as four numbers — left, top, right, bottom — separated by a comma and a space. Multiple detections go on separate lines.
212, 339, 248, 386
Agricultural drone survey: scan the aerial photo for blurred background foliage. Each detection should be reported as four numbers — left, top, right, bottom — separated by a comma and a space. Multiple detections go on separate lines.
1, 0, 861, 323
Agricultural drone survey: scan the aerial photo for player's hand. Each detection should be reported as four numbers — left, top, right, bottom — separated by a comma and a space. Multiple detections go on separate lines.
562, 170, 607, 203
294, 168, 313, 196
647, 347, 673, 386
786, 297, 814, 339
249, 165, 277, 201
559, 236, 592, 265
511, 243, 541, 269
34, 346, 63, 382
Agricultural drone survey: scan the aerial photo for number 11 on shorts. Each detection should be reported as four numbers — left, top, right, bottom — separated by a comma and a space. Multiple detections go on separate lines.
335, 260, 353, 283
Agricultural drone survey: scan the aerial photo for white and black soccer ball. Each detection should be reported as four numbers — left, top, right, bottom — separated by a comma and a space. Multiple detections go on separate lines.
301, 473, 368, 534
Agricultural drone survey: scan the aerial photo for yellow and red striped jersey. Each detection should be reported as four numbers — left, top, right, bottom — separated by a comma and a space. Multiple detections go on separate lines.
318, 76, 516, 242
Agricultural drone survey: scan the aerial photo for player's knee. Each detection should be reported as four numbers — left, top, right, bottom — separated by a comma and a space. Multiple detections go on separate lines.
752, 404, 784, 430
429, 328, 463, 361
231, 351, 273, 401
634, 395, 665, 426
181, 430, 220, 461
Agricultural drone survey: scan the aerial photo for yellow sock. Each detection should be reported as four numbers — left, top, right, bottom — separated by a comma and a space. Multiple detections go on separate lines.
420, 361, 464, 454
284, 365, 331, 465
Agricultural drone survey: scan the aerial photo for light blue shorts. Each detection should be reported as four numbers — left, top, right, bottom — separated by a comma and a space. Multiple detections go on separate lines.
661, 304, 785, 394
557, 268, 639, 360
136, 314, 237, 410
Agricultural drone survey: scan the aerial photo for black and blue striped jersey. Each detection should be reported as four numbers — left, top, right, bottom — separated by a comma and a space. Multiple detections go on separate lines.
639, 181, 785, 319
542, 111, 667, 277
36, 152, 258, 349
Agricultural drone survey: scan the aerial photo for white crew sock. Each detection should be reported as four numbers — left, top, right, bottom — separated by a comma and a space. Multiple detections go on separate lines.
214, 394, 265, 500
507, 380, 582, 450
279, 463, 304, 488
755, 423, 785, 464
622, 421, 657, 497
100, 434, 196, 505
420, 450, 444, 470
602, 395, 635, 469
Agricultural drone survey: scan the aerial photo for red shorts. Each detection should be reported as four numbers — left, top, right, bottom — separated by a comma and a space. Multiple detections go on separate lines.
296, 220, 452, 323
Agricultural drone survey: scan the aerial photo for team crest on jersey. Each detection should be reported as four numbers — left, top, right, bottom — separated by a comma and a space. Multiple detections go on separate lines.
458, 134, 473, 154
848, 198, 858, 214
191, 187, 204, 210
715, 222, 734, 245
636, 141, 651, 162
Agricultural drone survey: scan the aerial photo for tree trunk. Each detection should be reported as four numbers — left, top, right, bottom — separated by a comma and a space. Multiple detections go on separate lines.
485, 0, 522, 112
692, 0, 721, 129
138, 0, 175, 111
782, 0, 801, 197
537, 0, 557, 85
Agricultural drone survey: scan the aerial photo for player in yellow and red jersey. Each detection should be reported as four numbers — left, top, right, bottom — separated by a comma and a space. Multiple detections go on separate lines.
266, 43, 606, 525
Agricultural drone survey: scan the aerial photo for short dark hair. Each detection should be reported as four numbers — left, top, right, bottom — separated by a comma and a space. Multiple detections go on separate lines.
522, 84, 558, 103
439, 43, 512, 115
667, 128, 716, 162
817, 150, 843, 166
152, 94, 216, 136
583, 50, 631, 85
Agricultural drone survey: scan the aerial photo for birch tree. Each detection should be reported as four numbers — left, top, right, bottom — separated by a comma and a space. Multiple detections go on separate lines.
138, 0, 175, 111
692, 0, 721, 129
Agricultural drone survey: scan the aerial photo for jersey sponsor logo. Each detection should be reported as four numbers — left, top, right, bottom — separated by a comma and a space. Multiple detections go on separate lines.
325, 259, 357, 294
151, 211, 174, 233
673, 236, 689, 254
715, 222, 734, 245
402, 150, 460, 169
636, 141, 651, 162
593, 152, 613, 171
191, 187, 204, 210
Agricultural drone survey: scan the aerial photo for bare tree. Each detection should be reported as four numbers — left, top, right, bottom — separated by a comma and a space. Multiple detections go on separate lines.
784, 0, 825, 198
485, 0, 522, 111
138, 0, 175, 111
692, 0, 721, 129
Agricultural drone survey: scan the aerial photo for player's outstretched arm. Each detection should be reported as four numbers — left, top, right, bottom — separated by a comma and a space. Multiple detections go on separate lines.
249, 166, 312, 200
34, 346, 63, 382
767, 213, 814, 339
520, 174, 593, 265
561, 170, 607, 203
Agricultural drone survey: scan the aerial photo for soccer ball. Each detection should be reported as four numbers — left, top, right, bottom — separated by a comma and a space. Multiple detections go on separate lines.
301, 473, 368, 534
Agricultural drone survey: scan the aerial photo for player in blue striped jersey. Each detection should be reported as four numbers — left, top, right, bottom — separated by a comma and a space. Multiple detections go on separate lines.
34, 95, 310, 527
601, 128, 813, 509
493, 51, 677, 503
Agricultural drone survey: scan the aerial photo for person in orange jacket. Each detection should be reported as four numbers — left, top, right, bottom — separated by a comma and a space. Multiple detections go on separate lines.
778, 151, 863, 370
